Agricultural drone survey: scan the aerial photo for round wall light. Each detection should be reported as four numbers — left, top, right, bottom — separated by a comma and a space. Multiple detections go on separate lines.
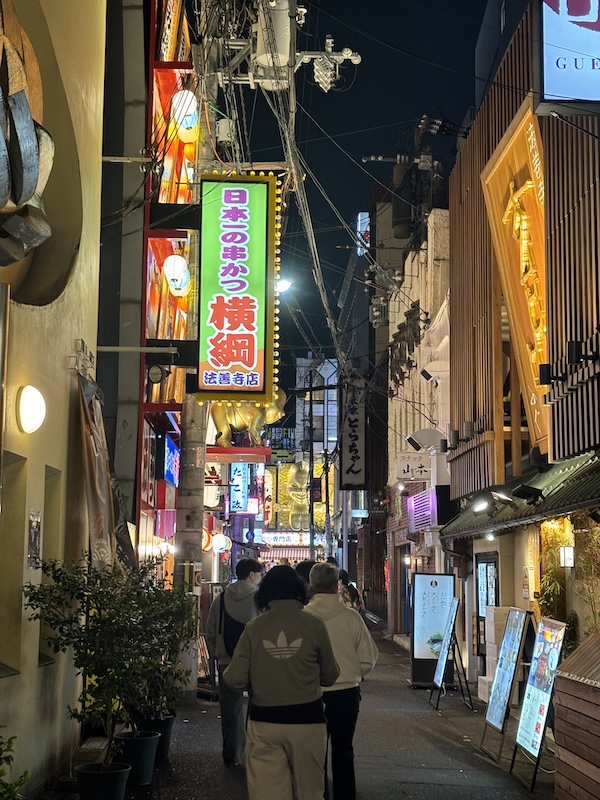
17, 385, 46, 433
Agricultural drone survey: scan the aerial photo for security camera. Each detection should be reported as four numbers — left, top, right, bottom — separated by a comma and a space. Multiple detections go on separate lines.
420, 368, 433, 382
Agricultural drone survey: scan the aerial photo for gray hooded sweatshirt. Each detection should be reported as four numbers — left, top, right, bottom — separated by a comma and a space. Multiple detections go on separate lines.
205, 579, 259, 665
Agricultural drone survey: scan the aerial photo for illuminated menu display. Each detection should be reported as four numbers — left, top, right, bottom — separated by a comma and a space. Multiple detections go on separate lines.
516, 617, 565, 757
485, 608, 527, 732
413, 574, 455, 661
433, 597, 459, 688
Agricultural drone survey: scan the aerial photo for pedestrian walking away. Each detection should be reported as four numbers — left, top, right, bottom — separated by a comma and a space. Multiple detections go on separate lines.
205, 557, 264, 767
306, 561, 378, 800
339, 568, 365, 613
223, 565, 340, 800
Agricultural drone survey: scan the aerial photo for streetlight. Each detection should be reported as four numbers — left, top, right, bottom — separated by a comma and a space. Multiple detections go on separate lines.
276, 278, 293, 293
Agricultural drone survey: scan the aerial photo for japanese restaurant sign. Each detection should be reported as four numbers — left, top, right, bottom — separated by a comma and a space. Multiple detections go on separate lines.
229, 463, 249, 513
198, 174, 277, 401
339, 376, 366, 489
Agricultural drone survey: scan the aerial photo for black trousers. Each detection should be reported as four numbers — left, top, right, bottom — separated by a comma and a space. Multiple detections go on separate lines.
323, 686, 361, 800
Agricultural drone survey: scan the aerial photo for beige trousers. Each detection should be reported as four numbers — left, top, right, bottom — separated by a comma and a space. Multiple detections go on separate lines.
246, 719, 327, 800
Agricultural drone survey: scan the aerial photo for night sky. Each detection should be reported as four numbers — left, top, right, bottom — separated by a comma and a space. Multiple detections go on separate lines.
246, 0, 487, 391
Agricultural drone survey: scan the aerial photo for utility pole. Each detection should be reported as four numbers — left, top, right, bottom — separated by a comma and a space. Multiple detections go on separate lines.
324, 449, 331, 558
173, 10, 218, 591
308, 365, 315, 560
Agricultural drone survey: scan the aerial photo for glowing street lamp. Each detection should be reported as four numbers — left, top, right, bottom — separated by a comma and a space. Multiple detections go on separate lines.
275, 278, 292, 293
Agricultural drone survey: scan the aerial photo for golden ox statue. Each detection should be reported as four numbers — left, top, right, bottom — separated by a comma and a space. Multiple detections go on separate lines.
210, 389, 287, 447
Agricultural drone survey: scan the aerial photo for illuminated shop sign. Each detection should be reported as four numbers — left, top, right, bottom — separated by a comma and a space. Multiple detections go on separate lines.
198, 174, 278, 401
230, 462, 249, 513
156, 434, 180, 487
540, 0, 600, 106
481, 99, 548, 454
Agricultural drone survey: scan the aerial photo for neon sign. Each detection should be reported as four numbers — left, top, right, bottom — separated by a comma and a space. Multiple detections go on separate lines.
198, 174, 278, 401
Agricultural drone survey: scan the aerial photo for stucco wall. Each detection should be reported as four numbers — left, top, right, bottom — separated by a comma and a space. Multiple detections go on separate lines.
0, 1, 106, 793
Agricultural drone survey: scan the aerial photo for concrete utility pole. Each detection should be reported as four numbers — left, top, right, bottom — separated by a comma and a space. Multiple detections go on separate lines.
173, 9, 219, 591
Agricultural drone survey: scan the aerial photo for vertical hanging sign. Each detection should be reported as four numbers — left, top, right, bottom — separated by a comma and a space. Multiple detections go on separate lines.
229, 463, 249, 513
198, 173, 277, 401
339, 376, 366, 489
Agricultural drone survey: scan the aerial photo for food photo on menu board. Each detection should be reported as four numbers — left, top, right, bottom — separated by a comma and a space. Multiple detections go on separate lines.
515, 617, 566, 758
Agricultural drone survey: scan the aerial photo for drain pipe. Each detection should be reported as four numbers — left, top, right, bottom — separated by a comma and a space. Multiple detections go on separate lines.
0, 283, 9, 513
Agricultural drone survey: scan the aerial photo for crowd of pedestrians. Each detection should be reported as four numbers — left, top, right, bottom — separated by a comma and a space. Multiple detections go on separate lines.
206, 557, 376, 800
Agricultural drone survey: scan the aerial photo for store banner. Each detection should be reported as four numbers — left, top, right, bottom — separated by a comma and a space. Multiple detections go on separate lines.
197, 173, 278, 402
79, 376, 116, 567
339, 376, 366, 489
541, 0, 600, 104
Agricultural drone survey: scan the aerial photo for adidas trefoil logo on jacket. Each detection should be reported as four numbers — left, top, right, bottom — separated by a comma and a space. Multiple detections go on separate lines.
262, 631, 302, 659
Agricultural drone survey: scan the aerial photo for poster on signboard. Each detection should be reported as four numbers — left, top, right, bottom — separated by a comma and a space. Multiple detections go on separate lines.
433, 596, 459, 688
411, 571, 455, 680
485, 608, 529, 732
515, 617, 565, 758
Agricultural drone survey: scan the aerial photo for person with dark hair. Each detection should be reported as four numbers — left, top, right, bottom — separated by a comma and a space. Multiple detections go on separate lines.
307, 562, 378, 800
223, 565, 339, 800
326, 556, 338, 566
206, 558, 264, 766
295, 558, 316, 587
339, 569, 365, 613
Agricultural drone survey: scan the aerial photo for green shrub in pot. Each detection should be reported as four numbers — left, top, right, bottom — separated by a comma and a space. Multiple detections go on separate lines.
23, 558, 196, 768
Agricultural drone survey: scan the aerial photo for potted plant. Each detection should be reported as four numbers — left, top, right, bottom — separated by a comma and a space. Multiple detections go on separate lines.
23, 558, 195, 797
122, 572, 197, 762
0, 728, 29, 800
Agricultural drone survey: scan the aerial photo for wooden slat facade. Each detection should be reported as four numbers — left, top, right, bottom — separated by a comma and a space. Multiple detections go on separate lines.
555, 675, 600, 800
448, 4, 600, 499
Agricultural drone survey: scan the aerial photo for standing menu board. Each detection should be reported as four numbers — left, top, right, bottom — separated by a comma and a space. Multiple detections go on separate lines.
412, 574, 455, 686
515, 617, 565, 757
433, 597, 459, 688
485, 608, 528, 731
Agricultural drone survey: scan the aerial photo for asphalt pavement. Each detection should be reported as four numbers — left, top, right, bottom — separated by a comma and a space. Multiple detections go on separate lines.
43, 626, 555, 799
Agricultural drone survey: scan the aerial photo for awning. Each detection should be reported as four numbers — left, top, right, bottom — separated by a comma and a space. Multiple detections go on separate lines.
440, 450, 600, 540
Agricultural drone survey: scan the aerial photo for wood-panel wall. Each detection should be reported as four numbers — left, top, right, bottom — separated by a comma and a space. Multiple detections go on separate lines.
448, 12, 533, 498
448, 6, 600, 499
543, 107, 600, 461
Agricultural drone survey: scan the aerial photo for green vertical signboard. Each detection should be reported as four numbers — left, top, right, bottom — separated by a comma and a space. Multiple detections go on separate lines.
198, 174, 275, 401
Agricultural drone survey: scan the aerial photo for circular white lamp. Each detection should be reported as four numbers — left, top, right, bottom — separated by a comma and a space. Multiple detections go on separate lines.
275, 278, 292, 293
17, 385, 46, 433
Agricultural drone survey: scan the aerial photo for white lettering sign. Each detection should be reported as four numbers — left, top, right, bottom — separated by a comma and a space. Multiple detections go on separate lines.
542, 0, 600, 102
